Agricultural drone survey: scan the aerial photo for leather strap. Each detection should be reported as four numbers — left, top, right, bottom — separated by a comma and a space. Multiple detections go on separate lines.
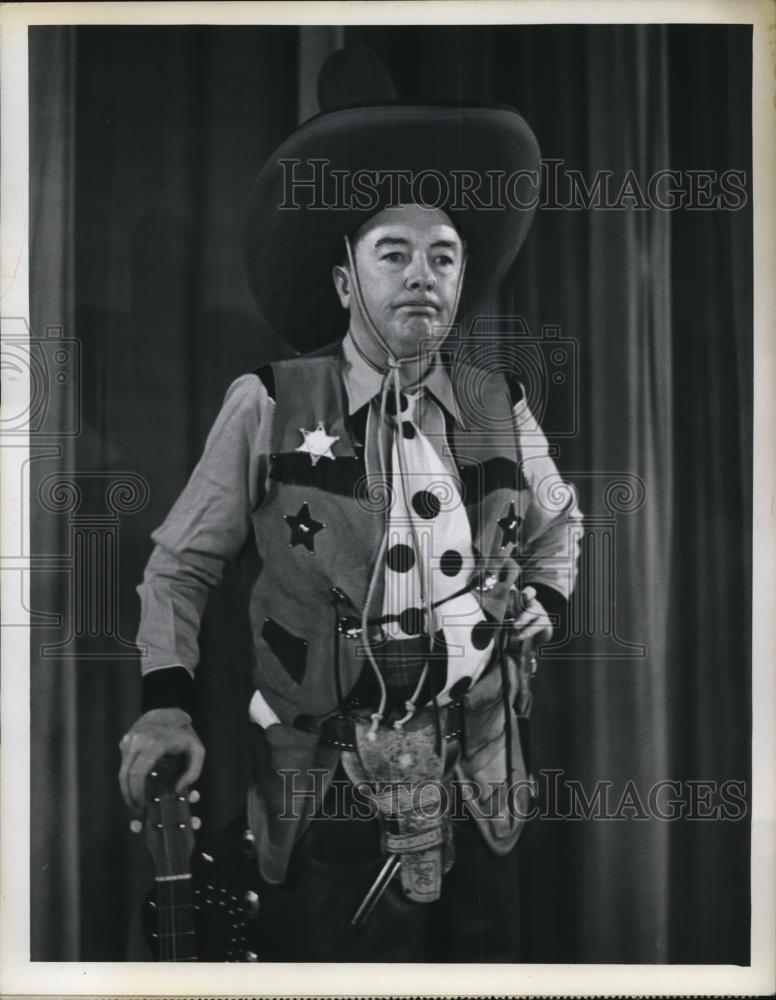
321, 700, 464, 751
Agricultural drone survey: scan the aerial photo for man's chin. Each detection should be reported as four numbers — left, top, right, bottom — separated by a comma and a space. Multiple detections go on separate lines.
390, 320, 449, 357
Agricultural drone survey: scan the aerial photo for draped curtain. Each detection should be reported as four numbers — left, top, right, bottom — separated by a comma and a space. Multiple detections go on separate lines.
29, 24, 751, 963
29, 25, 79, 963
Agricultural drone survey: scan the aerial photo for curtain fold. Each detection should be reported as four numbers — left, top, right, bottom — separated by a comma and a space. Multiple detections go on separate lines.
28, 24, 751, 963
29, 23, 81, 960
29, 26, 80, 962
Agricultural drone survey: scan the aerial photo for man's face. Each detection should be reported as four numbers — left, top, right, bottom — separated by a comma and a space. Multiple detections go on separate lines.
334, 204, 465, 358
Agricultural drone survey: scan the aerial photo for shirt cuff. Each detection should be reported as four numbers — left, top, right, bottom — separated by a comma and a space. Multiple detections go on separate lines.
141, 666, 195, 715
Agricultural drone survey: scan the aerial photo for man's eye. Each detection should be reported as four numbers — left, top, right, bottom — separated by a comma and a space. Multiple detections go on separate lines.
435, 255, 454, 267
382, 252, 404, 263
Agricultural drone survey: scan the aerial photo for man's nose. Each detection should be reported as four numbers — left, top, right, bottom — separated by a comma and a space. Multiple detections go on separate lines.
404, 254, 435, 291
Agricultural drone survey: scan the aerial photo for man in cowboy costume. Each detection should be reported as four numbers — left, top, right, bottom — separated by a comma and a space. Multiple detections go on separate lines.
119, 46, 583, 962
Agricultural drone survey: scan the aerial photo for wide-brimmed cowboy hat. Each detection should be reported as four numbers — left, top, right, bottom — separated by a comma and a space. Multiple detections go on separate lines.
243, 45, 541, 353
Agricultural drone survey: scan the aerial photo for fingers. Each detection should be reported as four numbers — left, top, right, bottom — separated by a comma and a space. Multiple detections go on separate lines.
126, 739, 165, 814
118, 748, 138, 813
175, 739, 206, 795
118, 733, 151, 813
513, 605, 539, 631
118, 721, 205, 813
512, 591, 552, 643
514, 621, 551, 642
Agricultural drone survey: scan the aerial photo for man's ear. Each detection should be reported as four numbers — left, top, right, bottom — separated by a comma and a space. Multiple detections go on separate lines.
332, 265, 351, 309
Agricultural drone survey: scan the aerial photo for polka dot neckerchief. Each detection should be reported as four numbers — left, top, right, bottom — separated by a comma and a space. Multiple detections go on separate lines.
342, 231, 486, 738
379, 385, 495, 722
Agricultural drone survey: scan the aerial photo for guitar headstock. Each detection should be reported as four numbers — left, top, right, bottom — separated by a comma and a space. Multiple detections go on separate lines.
142, 755, 199, 879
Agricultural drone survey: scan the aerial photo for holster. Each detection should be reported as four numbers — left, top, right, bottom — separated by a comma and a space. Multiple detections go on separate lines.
340, 713, 455, 903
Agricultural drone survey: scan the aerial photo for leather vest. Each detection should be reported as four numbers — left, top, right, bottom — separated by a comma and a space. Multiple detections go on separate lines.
240, 348, 531, 883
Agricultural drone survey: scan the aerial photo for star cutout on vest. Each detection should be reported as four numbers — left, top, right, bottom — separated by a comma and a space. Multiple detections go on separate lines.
284, 502, 325, 553
296, 422, 339, 466
498, 501, 522, 548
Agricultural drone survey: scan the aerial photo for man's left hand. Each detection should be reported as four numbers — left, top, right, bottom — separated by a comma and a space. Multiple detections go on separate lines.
510, 585, 553, 644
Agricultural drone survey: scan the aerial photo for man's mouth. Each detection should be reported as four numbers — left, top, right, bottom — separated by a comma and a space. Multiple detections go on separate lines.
395, 301, 440, 313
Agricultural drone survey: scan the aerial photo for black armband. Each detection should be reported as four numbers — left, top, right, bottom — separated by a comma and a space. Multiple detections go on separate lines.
141, 666, 195, 716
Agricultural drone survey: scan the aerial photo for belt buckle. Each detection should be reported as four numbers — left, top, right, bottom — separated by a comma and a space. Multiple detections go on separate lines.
320, 711, 357, 750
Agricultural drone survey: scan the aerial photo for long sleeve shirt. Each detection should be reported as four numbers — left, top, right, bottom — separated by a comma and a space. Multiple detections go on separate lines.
136, 332, 582, 713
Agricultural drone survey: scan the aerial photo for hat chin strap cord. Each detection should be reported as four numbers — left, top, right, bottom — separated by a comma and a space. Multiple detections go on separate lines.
343, 234, 467, 742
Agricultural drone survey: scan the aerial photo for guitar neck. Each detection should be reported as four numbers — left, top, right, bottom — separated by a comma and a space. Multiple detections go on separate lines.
154, 875, 197, 962
143, 757, 199, 963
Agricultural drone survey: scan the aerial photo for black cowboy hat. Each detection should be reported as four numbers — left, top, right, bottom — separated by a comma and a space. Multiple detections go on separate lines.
243, 45, 541, 353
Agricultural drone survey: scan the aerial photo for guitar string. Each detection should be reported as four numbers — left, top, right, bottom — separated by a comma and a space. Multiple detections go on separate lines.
151, 775, 196, 961
160, 792, 185, 960
162, 816, 175, 960
159, 853, 192, 959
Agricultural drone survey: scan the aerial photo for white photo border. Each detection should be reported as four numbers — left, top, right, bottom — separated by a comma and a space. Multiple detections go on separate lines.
1, 1, 774, 996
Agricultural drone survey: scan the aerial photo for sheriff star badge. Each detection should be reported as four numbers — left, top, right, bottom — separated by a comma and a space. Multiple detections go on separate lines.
296, 422, 339, 466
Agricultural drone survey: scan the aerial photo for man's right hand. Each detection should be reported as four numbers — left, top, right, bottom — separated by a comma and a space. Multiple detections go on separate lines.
118, 707, 205, 814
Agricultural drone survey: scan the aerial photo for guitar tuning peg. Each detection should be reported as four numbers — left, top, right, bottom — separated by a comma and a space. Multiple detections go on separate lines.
188, 789, 201, 804
191, 816, 202, 830
129, 819, 143, 834
241, 830, 257, 857
242, 889, 260, 918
